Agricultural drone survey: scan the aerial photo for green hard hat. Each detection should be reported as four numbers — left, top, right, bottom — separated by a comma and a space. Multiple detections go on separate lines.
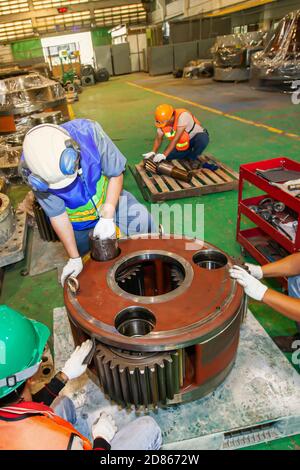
0, 305, 50, 399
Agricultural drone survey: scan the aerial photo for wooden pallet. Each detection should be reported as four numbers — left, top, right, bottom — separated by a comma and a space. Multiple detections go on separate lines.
130, 154, 239, 202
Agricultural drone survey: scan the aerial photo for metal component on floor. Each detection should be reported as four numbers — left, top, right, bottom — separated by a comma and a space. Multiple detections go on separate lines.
65, 235, 245, 408
33, 199, 58, 242
144, 158, 192, 183
0, 195, 27, 268
0, 193, 15, 244
133, 154, 239, 202
30, 110, 63, 125
89, 232, 120, 261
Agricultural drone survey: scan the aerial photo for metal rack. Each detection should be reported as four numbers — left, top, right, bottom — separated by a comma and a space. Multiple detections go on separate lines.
237, 157, 300, 269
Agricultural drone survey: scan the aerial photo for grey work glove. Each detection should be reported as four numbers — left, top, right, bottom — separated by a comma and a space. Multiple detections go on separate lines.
61, 257, 83, 287
61, 339, 93, 380
229, 265, 268, 301
92, 412, 118, 443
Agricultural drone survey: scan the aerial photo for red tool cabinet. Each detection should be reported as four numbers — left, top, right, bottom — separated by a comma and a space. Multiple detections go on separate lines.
237, 157, 300, 268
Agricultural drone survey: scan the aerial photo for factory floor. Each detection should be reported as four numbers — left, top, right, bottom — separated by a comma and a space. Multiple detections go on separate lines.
1, 73, 300, 450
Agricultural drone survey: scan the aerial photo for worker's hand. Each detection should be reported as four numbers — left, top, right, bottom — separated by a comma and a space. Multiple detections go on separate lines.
61, 339, 93, 380
92, 412, 118, 443
245, 263, 263, 280
229, 265, 268, 301
143, 151, 155, 160
153, 153, 167, 163
61, 257, 83, 287
93, 218, 115, 240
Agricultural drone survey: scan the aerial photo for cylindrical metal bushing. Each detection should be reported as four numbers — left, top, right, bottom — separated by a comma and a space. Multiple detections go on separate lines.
65, 235, 245, 408
0, 193, 16, 245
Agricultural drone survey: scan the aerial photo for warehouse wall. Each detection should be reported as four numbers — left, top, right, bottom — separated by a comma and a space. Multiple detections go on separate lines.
154, 0, 300, 43
91, 28, 112, 46
41, 32, 94, 65
11, 38, 43, 61
151, 0, 300, 28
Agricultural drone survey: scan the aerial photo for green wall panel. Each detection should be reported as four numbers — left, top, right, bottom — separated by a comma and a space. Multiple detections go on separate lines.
91, 28, 111, 46
11, 38, 43, 61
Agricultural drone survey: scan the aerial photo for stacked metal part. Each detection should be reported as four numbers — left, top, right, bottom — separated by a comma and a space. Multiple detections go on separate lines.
251, 10, 300, 91
212, 32, 264, 82
0, 73, 65, 115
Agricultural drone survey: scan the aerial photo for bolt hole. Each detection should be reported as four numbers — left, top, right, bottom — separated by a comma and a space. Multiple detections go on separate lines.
115, 307, 156, 337
42, 367, 51, 376
193, 250, 228, 270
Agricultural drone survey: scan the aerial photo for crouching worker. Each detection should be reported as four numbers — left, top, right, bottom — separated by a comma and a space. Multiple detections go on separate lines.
21, 119, 156, 286
143, 104, 209, 163
0, 305, 162, 450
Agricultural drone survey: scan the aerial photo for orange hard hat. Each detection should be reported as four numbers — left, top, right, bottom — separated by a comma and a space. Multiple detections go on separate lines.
155, 104, 174, 128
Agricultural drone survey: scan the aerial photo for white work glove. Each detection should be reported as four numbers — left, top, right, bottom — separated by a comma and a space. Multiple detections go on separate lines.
229, 265, 268, 301
61, 257, 83, 287
61, 339, 93, 380
153, 153, 167, 163
143, 151, 155, 160
93, 218, 115, 240
245, 263, 263, 280
92, 412, 118, 443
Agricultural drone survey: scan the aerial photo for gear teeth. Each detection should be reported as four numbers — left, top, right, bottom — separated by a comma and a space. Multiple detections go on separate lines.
94, 344, 183, 408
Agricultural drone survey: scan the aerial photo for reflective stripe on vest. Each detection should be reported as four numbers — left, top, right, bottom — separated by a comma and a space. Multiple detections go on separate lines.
66, 175, 108, 223
0, 406, 92, 450
162, 108, 200, 152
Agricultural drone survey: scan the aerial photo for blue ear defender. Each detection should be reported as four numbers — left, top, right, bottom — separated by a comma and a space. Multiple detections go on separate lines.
59, 139, 80, 175
27, 173, 49, 192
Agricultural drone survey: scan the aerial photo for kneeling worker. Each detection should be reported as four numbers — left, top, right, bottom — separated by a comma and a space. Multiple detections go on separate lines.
230, 254, 300, 351
0, 305, 162, 450
143, 104, 209, 163
21, 119, 155, 286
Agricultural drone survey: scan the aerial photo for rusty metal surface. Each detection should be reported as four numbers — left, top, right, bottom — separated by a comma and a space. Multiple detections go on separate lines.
89, 232, 120, 261
65, 236, 244, 352
65, 235, 245, 407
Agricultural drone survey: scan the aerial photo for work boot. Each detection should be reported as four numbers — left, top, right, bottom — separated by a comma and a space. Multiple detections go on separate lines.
273, 333, 300, 353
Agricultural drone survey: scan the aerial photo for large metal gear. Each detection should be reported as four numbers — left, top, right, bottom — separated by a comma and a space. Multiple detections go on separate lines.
65, 235, 246, 409
95, 343, 181, 408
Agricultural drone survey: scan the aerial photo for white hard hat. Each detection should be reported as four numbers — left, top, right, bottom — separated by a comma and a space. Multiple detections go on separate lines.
23, 124, 78, 190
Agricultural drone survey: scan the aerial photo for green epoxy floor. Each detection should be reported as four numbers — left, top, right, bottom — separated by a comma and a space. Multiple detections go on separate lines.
1, 73, 300, 449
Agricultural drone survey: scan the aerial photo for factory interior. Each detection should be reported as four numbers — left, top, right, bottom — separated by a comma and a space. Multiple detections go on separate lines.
1, 0, 300, 454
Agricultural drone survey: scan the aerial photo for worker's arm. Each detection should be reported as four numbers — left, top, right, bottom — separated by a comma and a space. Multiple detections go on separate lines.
152, 131, 163, 153
163, 126, 186, 158
230, 266, 300, 323
50, 211, 79, 258
262, 253, 300, 278
263, 289, 300, 322
100, 174, 123, 219
32, 372, 68, 406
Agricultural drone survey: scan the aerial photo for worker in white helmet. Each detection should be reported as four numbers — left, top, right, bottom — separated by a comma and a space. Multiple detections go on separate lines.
21, 119, 155, 286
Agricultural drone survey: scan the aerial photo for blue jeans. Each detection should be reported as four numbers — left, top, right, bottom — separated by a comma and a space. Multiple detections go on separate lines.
52, 396, 162, 450
167, 131, 209, 161
288, 275, 300, 331
74, 189, 156, 256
